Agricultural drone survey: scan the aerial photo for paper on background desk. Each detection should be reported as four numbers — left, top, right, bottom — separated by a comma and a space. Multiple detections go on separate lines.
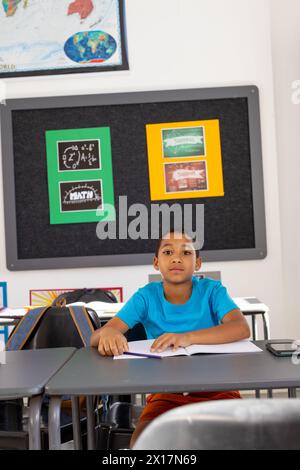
67, 301, 125, 317
0, 318, 17, 324
0, 307, 28, 318
233, 297, 269, 313
0, 298, 269, 320
114, 339, 263, 359
0, 302, 125, 320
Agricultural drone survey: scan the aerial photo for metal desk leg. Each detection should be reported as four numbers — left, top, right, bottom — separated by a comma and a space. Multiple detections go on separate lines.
28, 395, 43, 450
262, 312, 272, 397
288, 388, 297, 398
86, 395, 95, 450
251, 316, 257, 341
71, 396, 82, 450
262, 311, 271, 339
253, 311, 260, 398
48, 396, 62, 450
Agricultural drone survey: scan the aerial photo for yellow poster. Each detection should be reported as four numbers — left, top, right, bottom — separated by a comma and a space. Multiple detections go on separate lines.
146, 119, 224, 200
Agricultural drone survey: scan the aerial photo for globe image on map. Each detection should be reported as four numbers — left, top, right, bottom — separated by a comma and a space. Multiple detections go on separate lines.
64, 30, 117, 64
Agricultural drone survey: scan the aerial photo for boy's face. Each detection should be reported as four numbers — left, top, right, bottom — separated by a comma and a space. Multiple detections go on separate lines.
153, 232, 201, 284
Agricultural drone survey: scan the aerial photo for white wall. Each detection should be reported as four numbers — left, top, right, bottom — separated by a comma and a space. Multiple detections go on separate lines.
0, 0, 288, 339
270, 0, 300, 335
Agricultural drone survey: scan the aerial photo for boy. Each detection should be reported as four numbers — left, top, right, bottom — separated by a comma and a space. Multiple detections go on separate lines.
90, 230, 250, 447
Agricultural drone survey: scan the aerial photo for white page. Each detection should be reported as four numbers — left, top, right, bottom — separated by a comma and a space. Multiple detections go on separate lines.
114, 339, 263, 360
114, 339, 187, 359
185, 340, 263, 355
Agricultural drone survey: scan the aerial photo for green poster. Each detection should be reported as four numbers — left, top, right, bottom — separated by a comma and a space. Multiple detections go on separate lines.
45, 127, 115, 224
162, 126, 205, 158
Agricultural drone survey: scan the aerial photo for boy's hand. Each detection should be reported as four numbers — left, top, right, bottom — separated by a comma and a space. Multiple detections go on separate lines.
96, 327, 129, 356
150, 332, 192, 352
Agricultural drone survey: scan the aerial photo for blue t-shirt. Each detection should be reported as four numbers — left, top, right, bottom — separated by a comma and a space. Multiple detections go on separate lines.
116, 277, 238, 339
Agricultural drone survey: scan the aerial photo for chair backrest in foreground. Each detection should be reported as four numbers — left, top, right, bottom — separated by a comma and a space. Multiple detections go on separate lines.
133, 399, 300, 450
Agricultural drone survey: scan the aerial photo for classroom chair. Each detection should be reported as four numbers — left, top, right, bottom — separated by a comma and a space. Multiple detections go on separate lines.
0, 305, 102, 450
133, 398, 300, 450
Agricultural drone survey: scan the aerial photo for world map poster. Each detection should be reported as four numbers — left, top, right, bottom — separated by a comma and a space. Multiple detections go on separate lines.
0, 0, 128, 77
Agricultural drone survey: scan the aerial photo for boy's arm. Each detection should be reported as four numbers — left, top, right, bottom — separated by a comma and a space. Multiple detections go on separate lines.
151, 309, 250, 352
90, 317, 130, 356
188, 309, 250, 344
91, 289, 147, 355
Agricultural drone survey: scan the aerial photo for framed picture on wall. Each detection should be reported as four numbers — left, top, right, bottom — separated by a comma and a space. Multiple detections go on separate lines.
0, 0, 128, 78
29, 286, 123, 305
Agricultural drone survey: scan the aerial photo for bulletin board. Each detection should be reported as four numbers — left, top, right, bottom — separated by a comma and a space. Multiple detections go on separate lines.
0, 86, 266, 270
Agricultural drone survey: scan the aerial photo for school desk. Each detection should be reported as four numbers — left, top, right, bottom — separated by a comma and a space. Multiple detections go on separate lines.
0, 347, 76, 449
45, 341, 299, 450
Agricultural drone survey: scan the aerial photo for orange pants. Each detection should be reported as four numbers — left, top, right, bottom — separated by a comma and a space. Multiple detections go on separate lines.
138, 391, 241, 423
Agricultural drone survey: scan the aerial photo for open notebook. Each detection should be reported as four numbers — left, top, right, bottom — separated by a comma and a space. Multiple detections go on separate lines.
114, 339, 263, 359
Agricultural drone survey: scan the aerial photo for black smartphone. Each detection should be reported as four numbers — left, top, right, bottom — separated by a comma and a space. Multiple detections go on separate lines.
266, 341, 298, 357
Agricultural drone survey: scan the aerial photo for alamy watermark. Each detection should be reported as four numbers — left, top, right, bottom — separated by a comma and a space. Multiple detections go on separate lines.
291, 80, 300, 104
291, 340, 300, 365
96, 196, 204, 250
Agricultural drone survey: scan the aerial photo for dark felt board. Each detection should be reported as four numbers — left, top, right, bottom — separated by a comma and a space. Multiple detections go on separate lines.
11, 97, 253, 260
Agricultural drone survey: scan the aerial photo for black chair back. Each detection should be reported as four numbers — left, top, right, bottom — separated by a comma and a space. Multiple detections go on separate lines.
23, 307, 100, 350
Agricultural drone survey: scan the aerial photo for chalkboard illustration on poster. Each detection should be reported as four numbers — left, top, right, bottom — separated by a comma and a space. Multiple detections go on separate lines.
164, 161, 208, 193
60, 180, 102, 212
162, 127, 206, 158
58, 140, 101, 171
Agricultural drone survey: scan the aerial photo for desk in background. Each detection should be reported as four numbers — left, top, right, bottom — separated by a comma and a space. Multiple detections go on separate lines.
0, 297, 271, 341
0, 347, 75, 449
45, 341, 299, 450
233, 297, 270, 340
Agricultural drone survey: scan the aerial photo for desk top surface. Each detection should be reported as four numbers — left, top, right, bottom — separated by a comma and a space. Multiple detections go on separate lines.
0, 347, 76, 398
45, 341, 300, 395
